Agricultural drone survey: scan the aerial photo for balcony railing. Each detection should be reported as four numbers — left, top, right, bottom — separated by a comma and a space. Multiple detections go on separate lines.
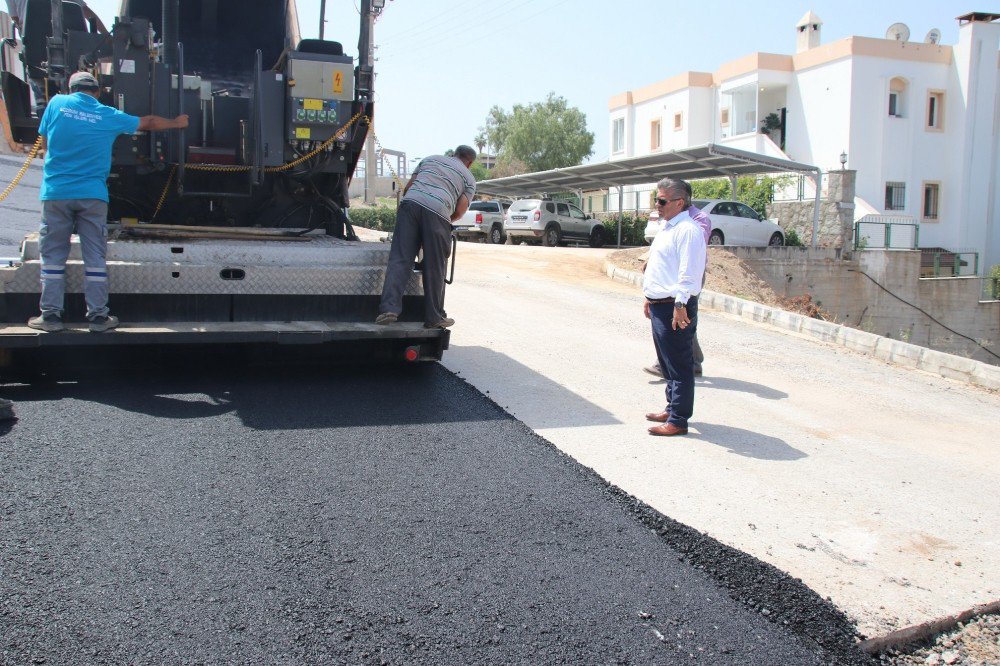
920, 248, 980, 278
853, 216, 919, 250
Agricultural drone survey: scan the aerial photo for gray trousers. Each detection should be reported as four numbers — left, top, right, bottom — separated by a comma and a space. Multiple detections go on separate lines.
379, 202, 451, 324
39, 199, 110, 320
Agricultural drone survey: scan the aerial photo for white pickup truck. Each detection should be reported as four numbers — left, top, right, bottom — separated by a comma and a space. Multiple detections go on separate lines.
453, 200, 510, 244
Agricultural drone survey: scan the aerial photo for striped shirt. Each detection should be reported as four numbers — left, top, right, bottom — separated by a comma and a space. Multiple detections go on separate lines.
403, 155, 476, 222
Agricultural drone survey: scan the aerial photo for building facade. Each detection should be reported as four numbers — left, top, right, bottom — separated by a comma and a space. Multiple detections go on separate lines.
608, 11, 1000, 270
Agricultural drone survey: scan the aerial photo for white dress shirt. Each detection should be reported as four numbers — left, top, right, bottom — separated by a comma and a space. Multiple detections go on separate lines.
642, 210, 707, 305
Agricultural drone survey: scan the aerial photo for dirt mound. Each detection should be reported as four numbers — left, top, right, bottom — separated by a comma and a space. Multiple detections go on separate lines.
608, 247, 830, 319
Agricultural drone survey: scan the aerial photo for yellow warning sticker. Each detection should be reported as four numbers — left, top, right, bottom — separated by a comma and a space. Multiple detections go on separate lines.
333, 71, 343, 95
295, 127, 312, 139
303, 99, 323, 111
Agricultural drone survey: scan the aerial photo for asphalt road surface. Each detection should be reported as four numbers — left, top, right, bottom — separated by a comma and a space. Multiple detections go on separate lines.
0, 153, 43, 257
0, 356, 869, 665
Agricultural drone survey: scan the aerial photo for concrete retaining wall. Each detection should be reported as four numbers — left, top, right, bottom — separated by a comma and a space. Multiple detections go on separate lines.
722, 247, 1000, 365
603, 260, 1000, 391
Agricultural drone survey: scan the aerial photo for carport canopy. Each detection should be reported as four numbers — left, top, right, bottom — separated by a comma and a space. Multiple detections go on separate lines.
474, 143, 819, 199
473, 143, 823, 247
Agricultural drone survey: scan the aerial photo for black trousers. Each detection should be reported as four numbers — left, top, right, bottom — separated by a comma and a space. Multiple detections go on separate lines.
378, 202, 451, 324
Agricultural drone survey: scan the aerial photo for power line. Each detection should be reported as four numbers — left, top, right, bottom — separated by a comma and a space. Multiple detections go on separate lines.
378, 0, 542, 57
848, 268, 1000, 363
377, 0, 497, 41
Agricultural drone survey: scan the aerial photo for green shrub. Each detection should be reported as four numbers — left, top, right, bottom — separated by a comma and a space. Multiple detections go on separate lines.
349, 205, 398, 232
989, 264, 1000, 299
784, 228, 804, 247
601, 213, 649, 246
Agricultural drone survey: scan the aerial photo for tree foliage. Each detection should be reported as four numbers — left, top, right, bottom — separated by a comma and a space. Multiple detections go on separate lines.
469, 161, 490, 182
478, 93, 594, 174
691, 175, 790, 217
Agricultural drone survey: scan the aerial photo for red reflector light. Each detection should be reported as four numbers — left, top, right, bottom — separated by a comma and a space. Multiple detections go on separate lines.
475, 213, 483, 224
533, 210, 541, 221
404, 346, 420, 362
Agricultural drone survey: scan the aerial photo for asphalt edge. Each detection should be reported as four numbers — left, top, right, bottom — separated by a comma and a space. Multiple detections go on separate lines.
603, 261, 1000, 391
857, 599, 1000, 655
449, 368, 874, 666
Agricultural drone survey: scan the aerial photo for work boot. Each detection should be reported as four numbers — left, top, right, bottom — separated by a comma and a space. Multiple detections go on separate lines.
424, 317, 455, 329
375, 312, 398, 325
27, 313, 65, 332
89, 315, 119, 333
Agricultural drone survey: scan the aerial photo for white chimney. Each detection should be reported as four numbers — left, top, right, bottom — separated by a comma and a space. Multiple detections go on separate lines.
796, 11, 823, 53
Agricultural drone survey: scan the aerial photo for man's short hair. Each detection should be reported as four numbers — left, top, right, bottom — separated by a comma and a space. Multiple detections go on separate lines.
656, 177, 692, 207
454, 145, 476, 163
68, 71, 99, 91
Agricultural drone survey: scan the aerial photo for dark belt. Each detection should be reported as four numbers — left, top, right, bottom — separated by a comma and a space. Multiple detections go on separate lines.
646, 297, 675, 304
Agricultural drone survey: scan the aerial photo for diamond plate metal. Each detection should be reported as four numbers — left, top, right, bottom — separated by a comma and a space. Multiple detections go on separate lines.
3, 260, 424, 296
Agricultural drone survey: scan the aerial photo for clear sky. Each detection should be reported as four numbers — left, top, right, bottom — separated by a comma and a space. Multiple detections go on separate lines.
85, 0, 974, 166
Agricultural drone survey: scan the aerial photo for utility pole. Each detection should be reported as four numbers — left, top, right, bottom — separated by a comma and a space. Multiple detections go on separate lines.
319, 0, 326, 40
359, 0, 382, 204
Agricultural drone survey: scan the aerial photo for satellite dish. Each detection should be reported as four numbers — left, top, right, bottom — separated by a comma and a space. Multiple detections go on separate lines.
925, 28, 942, 44
886, 22, 911, 42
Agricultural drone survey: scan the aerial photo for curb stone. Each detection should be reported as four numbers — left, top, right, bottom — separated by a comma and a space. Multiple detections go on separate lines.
858, 599, 1000, 655
604, 260, 1000, 391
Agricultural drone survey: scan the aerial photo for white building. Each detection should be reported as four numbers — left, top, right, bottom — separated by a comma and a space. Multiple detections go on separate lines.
608, 11, 1000, 270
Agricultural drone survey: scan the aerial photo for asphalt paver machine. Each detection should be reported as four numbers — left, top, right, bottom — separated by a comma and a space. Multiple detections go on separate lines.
0, 0, 448, 371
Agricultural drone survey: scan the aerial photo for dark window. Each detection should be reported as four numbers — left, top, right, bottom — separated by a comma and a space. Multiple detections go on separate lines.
885, 182, 906, 211
923, 184, 939, 219
736, 203, 759, 219
556, 203, 570, 216
712, 203, 736, 216
569, 206, 586, 220
888, 93, 898, 117
469, 202, 491, 212
545, 203, 555, 213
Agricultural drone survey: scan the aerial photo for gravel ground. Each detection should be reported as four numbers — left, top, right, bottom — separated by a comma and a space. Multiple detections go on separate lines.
878, 614, 1000, 665
0, 356, 871, 664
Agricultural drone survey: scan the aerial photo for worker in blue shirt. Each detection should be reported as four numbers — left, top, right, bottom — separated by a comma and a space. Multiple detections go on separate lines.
28, 71, 187, 333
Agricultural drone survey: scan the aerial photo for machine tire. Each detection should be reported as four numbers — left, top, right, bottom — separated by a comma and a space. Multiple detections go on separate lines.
709, 230, 724, 245
489, 225, 505, 244
588, 226, 606, 248
543, 225, 562, 247
768, 232, 784, 247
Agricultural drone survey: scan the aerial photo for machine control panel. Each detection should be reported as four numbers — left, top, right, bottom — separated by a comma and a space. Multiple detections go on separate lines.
288, 98, 350, 140
286, 54, 355, 143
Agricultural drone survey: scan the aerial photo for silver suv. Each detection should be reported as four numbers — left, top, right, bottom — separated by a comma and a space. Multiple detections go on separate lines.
504, 199, 607, 248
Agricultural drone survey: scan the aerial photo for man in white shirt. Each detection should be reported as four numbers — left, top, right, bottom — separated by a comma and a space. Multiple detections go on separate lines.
643, 178, 707, 436
644, 182, 710, 377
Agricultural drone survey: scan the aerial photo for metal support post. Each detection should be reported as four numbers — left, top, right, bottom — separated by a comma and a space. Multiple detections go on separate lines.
728, 175, 738, 199
319, 0, 327, 39
810, 171, 822, 249
617, 187, 624, 248
364, 134, 376, 204
47, 0, 66, 92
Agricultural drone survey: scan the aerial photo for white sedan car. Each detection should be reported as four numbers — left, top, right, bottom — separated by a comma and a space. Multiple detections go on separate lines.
644, 199, 785, 247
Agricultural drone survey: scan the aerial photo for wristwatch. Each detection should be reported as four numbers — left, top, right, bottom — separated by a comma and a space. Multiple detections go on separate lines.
674, 301, 687, 310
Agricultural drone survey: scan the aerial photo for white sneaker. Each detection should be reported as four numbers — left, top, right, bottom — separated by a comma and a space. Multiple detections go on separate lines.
89, 315, 119, 332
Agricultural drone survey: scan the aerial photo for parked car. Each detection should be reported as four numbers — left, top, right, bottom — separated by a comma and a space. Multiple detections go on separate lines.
503, 199, 607, 247
454, 200, 510, 244
643, 200, 785, 247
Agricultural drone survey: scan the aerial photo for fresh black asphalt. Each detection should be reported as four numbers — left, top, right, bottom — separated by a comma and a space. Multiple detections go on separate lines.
0, 354, 871, 665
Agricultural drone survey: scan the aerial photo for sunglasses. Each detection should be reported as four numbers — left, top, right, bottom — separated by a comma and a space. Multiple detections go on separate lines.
656, 197, 683, 206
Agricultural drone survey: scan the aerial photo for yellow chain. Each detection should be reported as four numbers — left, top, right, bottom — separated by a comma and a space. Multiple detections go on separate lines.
152, 164, 176, 221
0, 136, 44, 203
360, 116, 405, 192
